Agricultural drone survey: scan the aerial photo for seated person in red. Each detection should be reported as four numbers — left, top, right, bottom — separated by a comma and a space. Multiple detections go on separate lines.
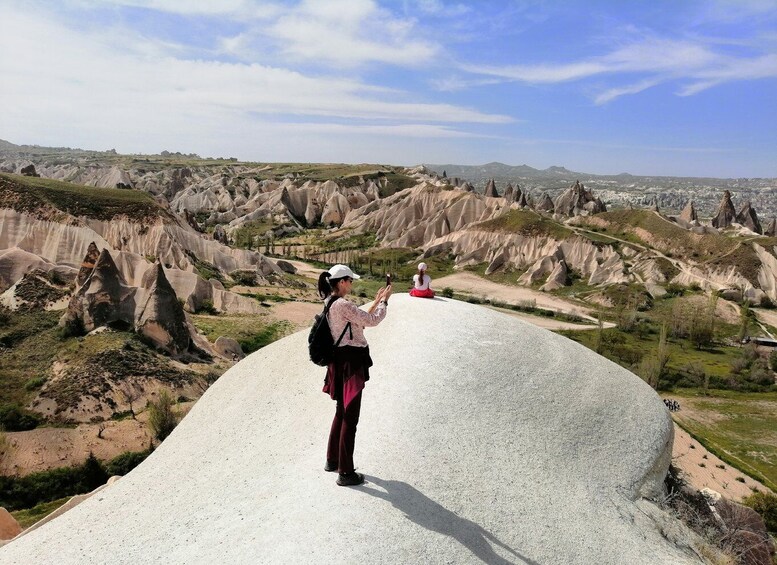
409, 262, 435, 298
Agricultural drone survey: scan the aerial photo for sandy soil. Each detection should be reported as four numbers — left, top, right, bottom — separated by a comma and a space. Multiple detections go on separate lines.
266, 301, 321, 329
679, 294, 740, 325
753, 307, 777, 334
1, 419, 151, 476
285, 259, 322, 279
669, 423, 771, 502
434, 272, 597, 320
0, 404, 195, 476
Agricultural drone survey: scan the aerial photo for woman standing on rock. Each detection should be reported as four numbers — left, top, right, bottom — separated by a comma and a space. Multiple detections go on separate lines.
409, 262, 435, 298
318, 264, 391, 486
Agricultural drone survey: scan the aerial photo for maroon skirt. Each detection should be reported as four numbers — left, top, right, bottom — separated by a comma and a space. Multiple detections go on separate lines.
323, 345, 373, 409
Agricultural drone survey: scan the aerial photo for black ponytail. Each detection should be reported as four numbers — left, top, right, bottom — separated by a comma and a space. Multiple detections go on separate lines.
318, 272, 332, 299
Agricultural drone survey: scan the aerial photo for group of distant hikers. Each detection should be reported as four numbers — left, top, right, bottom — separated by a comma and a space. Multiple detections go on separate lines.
311, 262, 434, 486
663, 398, 681, 412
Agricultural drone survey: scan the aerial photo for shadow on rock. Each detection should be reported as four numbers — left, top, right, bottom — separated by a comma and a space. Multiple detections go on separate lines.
361, 476, 539, 565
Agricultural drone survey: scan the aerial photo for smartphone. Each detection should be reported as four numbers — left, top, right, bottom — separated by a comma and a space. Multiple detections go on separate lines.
386, 273, 391, 286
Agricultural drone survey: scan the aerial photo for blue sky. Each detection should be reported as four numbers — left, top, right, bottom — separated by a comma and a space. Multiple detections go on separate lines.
1, 0, 776, 177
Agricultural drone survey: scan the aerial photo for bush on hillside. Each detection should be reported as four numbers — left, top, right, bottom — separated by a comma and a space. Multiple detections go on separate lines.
0, 450, 149, 512
105, 450, 151, 476
0, 404, 40, 431
743, 491, 777, 534
769, 349, 777, 372
147, 390, 179, 442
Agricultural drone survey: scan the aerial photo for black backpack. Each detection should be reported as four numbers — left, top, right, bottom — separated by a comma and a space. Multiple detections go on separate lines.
308, 297, 352, 366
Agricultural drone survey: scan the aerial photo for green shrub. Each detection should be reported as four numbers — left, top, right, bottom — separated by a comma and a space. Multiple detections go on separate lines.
760, 295, 776, 309
147, 390, 179, 442
230, 270, 257, 286
0, 452, 108, 511
24, 377, 47, 391
769, 349, 777, 372
105, 450, 151, 476
743, 491, 777, 533
0, 404, 40, 431
441, 287, 454, 298
238, 321, 290, 353
197, 299, 218, 315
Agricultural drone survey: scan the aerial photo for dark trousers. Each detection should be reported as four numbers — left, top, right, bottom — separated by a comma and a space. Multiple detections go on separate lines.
326, 392, 362, 474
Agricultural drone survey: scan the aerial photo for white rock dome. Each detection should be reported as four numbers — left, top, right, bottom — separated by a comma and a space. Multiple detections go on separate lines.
0, 294, 698, 564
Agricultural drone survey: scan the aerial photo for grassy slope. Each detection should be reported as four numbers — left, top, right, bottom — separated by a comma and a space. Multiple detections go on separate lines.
0, 173, 165, 222
0, 308, 196, 421
578, 209, 775, 284
190, 313, 293, 354
670, 390, 777, 491
475, 209, 573, 239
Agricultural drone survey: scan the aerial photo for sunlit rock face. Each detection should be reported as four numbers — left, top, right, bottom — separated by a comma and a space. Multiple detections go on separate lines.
1, 295, 700, 565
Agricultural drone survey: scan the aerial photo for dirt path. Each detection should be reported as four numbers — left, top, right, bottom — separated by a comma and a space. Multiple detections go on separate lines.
433, 272, 596, 320
488, 306, 604, 330
285, 259, 322, 279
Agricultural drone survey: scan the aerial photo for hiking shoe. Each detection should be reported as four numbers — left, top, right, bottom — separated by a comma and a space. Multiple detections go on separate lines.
324, 460, 338, 472
336, 472, 364, 487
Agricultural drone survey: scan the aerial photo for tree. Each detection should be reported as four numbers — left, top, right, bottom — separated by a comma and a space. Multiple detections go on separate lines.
147, 390, 179, 443
640, 322, 670, 389
738, 301, 751, 343
593, 311, 604, 354
117, 381, 140, 419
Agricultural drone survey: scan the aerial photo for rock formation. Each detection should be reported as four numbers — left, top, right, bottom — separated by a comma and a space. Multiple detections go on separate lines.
275, 259, 297, 274
0, 296, 702, 565
461, 182, 475, 192
502, 183, 514, 201
554, 180, 606, 217
61, 249, 135, 333
214, 336, 244, 360
539, 259, 568, 291
678, 200, 698, 224
483, 178, 499, 198
736, 201, 762, 234
76, 242, 101, 287
20, 164, 38, 177
711, 190, 737, 229
0, 508, 22, 541
135, 262, 190, 354
183, 210, 203, 233
513, 184, 523, 204
212, 224, 228, 245
60, 247, 222, 354
764, 218, 776, 237
536, 193, 555, 212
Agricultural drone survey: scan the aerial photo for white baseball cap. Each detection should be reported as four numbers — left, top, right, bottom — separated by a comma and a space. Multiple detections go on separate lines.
418, 262, 428, 271
328, 264, 360, 280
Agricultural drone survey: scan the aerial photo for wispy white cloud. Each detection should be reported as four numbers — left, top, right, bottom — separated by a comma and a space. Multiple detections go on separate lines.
0, 7, 510, 156
461, 34, 777, 102
594, 78, 663, 105
264, 0, 439, 67
65, 0, 284, 19
411, 0, 470, 17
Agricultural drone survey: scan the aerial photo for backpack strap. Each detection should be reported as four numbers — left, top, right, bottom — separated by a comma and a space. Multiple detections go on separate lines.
326, 295, 352, 347
334, 322, 352, 347
323, 295, 340, 314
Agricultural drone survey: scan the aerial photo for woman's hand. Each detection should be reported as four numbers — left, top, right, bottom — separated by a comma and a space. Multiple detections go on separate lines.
383, 284, 393, 301
374, 287, 386, 302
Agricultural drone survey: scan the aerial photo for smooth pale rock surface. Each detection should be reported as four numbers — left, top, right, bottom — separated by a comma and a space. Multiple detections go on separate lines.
0, 295, 698, 565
